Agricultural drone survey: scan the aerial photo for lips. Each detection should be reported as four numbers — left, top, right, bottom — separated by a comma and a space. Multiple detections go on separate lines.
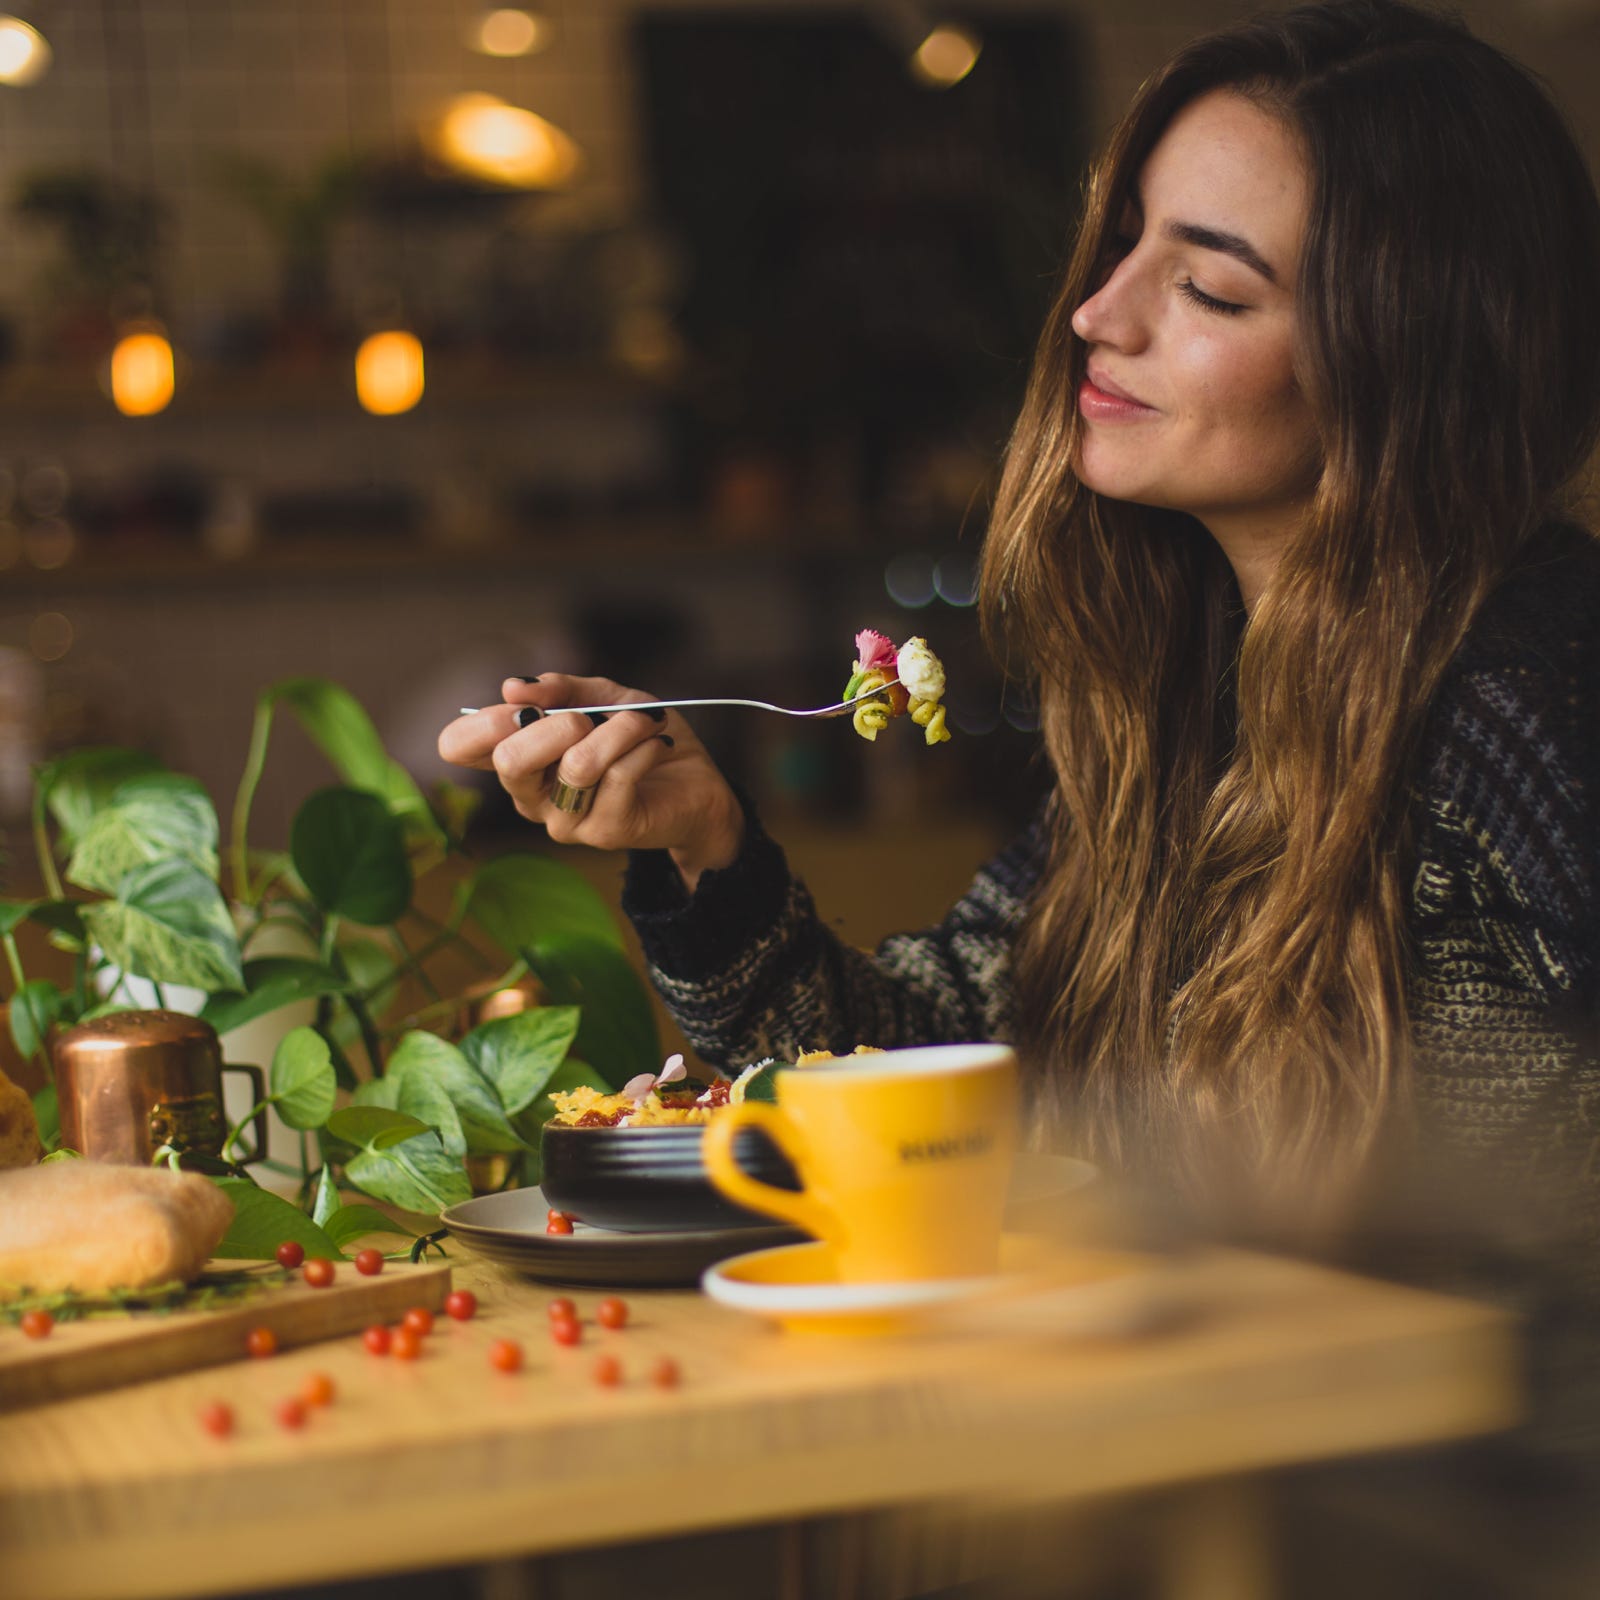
1084, 364, 1152, 408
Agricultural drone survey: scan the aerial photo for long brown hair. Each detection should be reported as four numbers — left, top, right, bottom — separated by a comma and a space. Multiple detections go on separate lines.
981, 1, 1600, 1208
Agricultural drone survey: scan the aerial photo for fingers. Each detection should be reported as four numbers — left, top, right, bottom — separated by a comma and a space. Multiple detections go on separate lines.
545, 732, 677, 845
438, 673, 662, 773
491, 706, 670, 827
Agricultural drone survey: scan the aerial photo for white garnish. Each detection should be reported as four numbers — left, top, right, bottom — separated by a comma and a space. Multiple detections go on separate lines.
622, 1053, 687, 1102
896, 637, 945, 702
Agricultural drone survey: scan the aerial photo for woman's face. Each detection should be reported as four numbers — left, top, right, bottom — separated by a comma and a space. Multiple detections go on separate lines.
1071, 91, 1320, 583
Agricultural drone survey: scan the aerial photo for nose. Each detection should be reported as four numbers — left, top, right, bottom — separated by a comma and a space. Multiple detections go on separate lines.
1071, 250, 1147, 352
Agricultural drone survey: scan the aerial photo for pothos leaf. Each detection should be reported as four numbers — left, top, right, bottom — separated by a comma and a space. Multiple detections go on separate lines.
209, 1178, 345, 1261
85, 859, 244, 992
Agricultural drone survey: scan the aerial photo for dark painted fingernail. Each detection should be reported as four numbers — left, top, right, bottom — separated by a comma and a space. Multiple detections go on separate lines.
514, 707, 543, 728
641, 706, 667, 722
586, 712, 609, 727
514, 675, 543, 684
657, 734, 675, 748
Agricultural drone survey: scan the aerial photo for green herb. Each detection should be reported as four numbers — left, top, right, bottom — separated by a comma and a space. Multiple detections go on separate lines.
0, 1264, 286, 1325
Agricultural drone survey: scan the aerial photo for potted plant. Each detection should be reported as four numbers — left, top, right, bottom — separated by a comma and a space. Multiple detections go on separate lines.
3, 677, 658, 1260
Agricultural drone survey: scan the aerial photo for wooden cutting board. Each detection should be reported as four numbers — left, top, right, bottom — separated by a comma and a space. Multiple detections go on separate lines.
0, 1259, 452, 1411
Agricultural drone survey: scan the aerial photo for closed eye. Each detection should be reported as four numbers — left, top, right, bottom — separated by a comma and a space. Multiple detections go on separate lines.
1178, 279, 1246, 316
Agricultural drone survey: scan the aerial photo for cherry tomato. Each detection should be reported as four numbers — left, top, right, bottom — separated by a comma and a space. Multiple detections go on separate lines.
550, 1314, 581, 1347
401, 1306, 434, 1336
546, 1215, 574, 1236
391, 1326, 423, 1360
593, 1353, 623, 1387
199, 1401, 235, 1438
302, 1257, 336, 1288
547, 1208, 574, 1226
547, 1297, 577, 1322
275, 1240, 305, 1270
596, 1296, 629, 1331
362, 1324, 392, 1356
444, 1289, 477, 1321
275, 1397, 308, 1431
301, 1372, 336, 1408
18, 1309, 53, 1340
650, 1356, 681, 1390
488, 1338, 523, 1373
245, 1325, 278, 1359
354, 1248, 384, 1276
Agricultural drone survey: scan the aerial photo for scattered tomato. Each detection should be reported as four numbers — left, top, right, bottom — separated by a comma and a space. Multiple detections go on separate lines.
550, 1315, 581, 1347
362, 1324, 392, 1356
275, 1397, 308, 1431
302, 1258, 336, 1288
650, 1356, 681, 1390
199, 1401, 235, 1438
547, 1297, 577, 1322
354, 1248, 384, 1276
545, 1215, 574, 1236
488, 1338, 523, 1373
301, 1372, 336, 1408
596, 1296, 629, 1331
245, 1325, 278, 1359
391, 1326, 423, 1361
401, 1306, 434, 1337
275, 1240, 305, 1270
444, 1289, 477, 1321
593, 1353, 623, 1387
19, 1309, 53, 1340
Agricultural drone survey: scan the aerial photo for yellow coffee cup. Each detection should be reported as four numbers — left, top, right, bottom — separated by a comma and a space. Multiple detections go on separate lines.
701, 1042, 1019, 1283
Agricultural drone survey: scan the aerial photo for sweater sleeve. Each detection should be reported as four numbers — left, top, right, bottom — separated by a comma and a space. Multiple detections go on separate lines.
621, 798, 1049, 1069
1405, 546, 1600, 1195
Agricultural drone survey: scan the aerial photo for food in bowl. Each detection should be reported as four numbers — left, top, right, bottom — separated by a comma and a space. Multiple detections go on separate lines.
537, 1049, 883, 1232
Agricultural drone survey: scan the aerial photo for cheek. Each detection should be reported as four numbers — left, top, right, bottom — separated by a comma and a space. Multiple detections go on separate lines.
1181, 338, 1311, 461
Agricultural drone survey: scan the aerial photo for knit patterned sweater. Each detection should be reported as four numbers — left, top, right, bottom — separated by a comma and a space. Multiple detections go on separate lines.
626, 528, 1599, 1175
624, 525, 1600, 1460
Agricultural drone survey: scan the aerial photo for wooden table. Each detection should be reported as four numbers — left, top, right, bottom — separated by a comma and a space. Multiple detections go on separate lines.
0, 1249, 1516, 1600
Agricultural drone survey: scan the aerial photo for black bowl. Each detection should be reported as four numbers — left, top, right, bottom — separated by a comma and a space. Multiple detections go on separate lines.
539, 1122, 802, 1234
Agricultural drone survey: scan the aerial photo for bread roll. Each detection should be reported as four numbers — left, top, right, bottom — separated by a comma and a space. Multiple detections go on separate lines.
0, 1161, 235, 1294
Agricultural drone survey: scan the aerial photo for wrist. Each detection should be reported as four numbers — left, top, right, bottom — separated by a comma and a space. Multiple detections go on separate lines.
669, 790, 744, 894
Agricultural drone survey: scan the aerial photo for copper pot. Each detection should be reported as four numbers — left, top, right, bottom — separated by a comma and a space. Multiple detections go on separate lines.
52, 1010, 268, 1166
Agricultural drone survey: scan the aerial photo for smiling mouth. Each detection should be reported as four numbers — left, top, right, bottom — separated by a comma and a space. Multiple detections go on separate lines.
1084, 365, 1152, 408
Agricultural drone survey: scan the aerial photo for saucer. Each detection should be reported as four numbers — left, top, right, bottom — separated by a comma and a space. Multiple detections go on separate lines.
702, 1234, 1053, 1336
441, 1186, 804, 1288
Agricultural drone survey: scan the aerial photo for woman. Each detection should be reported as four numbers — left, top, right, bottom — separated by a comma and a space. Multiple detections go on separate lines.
441, 1, 1600, 1238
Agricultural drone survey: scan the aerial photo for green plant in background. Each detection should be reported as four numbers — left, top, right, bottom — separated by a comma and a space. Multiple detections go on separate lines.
4, 677, 658, 1258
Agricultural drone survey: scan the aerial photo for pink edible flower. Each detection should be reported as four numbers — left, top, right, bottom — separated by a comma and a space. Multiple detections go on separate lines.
622, 1053, 687, 1102
853, 629, 897, 672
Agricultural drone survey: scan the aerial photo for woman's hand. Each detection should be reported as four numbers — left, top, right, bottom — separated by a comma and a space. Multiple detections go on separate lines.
437, 675, 745, 893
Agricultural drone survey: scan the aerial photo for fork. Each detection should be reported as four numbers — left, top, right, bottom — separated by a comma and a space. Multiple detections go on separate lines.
459, 681, 901, 722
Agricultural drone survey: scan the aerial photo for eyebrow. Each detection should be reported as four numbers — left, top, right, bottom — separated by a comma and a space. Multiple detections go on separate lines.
1160, 219, 1278, 285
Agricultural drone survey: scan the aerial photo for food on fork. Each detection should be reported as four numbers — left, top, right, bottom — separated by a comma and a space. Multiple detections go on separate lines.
843, 630, 951, 745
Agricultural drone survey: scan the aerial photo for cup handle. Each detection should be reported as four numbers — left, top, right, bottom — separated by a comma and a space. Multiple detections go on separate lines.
224, 1063, 270, 1165
701, 1102, 836, 1239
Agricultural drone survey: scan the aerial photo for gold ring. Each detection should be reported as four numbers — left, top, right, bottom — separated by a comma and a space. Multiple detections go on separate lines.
550, 775, 597, 816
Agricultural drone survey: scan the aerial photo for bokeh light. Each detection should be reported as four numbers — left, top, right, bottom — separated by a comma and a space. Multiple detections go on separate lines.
884, 551, 937, 609
29, 611, 73, 662
910, 25, 980, 90
427, 93, 581, 189
109, 331, 176, 417
0, 17, 50, 87
471, 9, 547, 58
355, 330, 425, 416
